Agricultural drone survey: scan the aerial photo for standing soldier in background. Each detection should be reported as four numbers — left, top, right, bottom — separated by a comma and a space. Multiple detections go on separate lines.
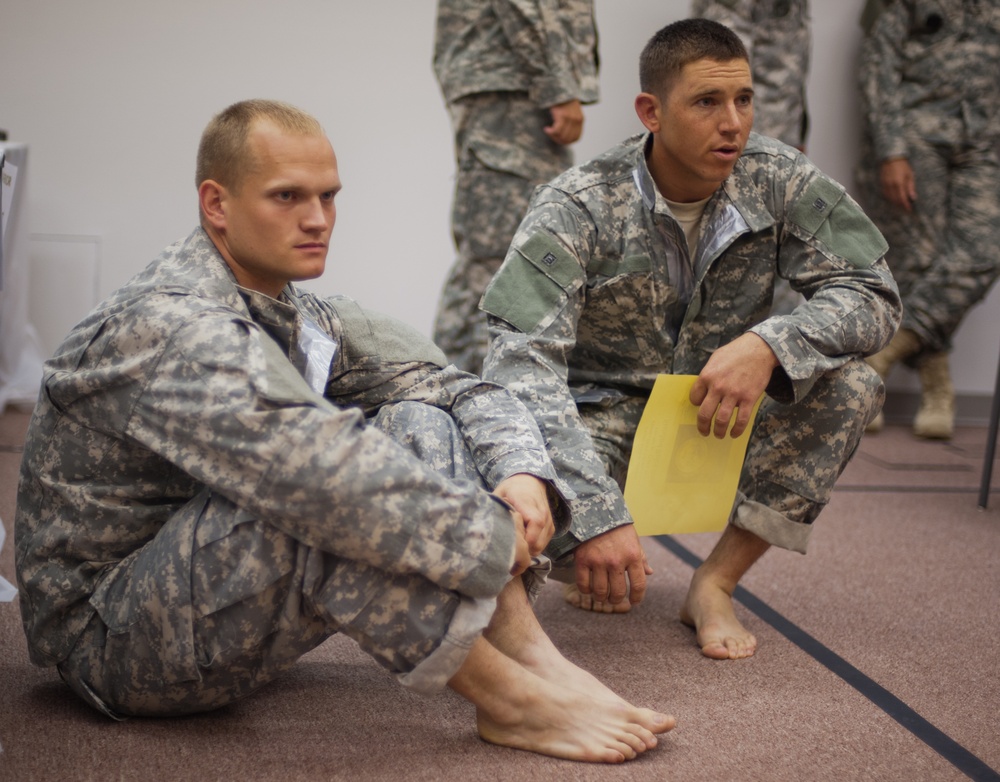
857, 0, 1000, 439
432, 0, 600, 375
692, 0, 811, 317
691, 0, 810, 152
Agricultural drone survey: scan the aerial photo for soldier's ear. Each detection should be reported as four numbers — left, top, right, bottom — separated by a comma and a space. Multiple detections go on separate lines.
199, 180, 228, 231
635, 93, 662, 133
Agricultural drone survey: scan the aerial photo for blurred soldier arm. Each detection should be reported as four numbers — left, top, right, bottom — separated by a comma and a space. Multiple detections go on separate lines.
491, 0, 597, 138
859, 1, 913, 172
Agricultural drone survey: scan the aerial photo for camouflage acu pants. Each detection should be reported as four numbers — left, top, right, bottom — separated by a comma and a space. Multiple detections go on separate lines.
433, 92, 574, 375
858, 135, 1000, 360
556, 359, 881, 557
56, 402, 512, 718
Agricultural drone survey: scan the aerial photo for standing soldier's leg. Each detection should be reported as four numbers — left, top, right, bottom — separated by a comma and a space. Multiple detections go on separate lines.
861, 134, 946, 432
433, 94, 572, 375
900, 142, 1000, 437
902, 143, 1000, 355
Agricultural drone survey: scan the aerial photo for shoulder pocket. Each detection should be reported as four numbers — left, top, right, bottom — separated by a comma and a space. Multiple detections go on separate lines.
482, 233, 582, 334
790, 176, 887, 269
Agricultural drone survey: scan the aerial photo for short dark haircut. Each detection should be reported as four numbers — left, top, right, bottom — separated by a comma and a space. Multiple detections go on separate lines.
639, 18, 749, 98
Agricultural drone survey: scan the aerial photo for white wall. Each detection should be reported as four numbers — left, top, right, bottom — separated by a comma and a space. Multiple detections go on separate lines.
1, 0, 996, 393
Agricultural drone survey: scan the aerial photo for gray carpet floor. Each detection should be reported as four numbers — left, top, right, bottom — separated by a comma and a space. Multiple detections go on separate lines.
1, 407, 998, 782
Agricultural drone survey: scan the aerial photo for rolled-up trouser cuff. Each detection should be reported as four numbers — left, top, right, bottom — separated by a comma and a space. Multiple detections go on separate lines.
731, 496, 812, 554
396, 556, 551, 695
521, 555, 551, 602
396, 593, 497, 695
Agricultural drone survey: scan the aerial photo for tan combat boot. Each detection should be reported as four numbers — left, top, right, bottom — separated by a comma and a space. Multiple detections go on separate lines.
865, 328, 922, 433
913, 351, 955, 440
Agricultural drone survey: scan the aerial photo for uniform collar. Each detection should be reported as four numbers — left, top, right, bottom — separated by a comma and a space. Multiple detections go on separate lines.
631, 132, 775, 235
632, 134, 664, 213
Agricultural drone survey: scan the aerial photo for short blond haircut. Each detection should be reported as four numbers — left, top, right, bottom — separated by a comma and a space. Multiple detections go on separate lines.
196, 99, 324, 192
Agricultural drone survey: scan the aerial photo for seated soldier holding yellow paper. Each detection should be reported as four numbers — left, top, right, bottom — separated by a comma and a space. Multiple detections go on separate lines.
481, 19, 901, 659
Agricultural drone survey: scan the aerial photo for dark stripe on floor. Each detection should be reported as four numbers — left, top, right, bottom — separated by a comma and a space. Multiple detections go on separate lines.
833, 486, 994, 494
655, 535, 1000, 782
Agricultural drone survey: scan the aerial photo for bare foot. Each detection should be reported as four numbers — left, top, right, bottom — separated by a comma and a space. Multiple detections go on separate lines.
680, 570, 756, 660
477, 684, 674, 762
450, 584, 676, 762
464, 645, 675, 763
502, 623, 632, 707
488, 581, 630, 705
563, 583, 633, 614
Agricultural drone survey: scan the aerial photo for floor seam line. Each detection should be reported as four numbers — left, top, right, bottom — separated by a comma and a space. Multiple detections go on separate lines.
655, 535, 1000, 782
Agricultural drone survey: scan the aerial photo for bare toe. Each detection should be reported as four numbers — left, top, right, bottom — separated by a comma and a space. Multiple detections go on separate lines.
681, 578, 757, 660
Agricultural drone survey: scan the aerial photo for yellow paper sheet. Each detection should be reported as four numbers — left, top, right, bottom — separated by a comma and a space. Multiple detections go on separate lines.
623, 375, 763, 536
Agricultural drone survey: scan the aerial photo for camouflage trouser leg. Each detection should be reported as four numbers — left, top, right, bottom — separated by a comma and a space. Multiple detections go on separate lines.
577, 392, 648, 493
734, 358, 882, 552
862, 137, 1000, 359
554, 360, 880, 561
57, 403, 506, 718
547, 390, 648, 579
433, 92, 573, 375
433, 253, 505, 376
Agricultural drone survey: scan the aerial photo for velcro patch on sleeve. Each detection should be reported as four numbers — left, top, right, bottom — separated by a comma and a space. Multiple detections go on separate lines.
481, 233, 582, 334
790, 175, 888, 269
517, 232, 582, 287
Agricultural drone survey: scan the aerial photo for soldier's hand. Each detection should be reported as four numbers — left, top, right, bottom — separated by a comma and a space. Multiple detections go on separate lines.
493, 473, 556, 555
544, 100, 584, 145
690, 333, 775, 438
574, 524, 652, 607
508, 508, 533, 576
880, 157, 917, 212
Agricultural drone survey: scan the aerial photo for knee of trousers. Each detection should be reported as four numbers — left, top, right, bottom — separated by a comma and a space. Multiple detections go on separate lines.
300, 551, 471, 687
741, 359, 882, 525
370, 401, 482, 484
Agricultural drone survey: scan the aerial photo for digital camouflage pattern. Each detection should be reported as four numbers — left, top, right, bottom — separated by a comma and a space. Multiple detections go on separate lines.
432, 0, 599, 375
15, 227, 562, 716
692, 0, 811, 148
690, 0, 811, 318
482, 132, 901, 558
856, 0, 1000, 357
432, 0, 599, 108
433, 94, 576, 376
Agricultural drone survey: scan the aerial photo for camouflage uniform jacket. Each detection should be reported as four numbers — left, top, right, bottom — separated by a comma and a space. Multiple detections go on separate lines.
692, 0, 811, 148
433, 0, 599, 108
482, 132, 901, 554
860, 0, 1000, 161
15, 227, 561, 668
